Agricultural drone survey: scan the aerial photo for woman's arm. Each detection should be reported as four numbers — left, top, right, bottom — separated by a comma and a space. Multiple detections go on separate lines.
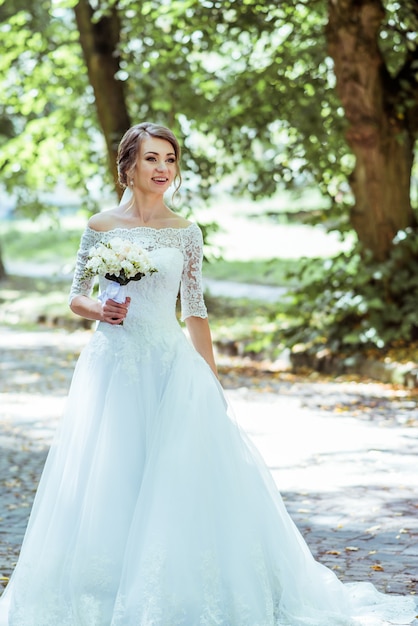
185, 316, 218, 377
70, 295, 130, 325
69, 225, 131, 325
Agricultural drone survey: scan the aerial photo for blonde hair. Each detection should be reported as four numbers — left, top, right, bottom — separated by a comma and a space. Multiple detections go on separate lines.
117, 122, 182, 200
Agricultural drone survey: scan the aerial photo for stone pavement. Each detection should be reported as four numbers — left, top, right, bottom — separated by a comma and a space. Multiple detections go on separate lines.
0, 327, 417, 617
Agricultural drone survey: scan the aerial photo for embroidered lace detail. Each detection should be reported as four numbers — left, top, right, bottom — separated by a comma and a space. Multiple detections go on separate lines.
177, 224, 208, 320
9, 551, 119, 626
111, 543, 286, 626
68, 224, 207, 321
112, 545, 185, 626
68, 227, 102, 305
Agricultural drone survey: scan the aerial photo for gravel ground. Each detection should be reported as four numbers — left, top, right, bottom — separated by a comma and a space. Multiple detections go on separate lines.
0, 326, 417, 616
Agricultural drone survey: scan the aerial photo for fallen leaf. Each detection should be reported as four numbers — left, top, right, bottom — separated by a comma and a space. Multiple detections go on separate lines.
366, 525, 381, 533
326, 550, 341, 555
370, 564, 384, 571
345, 546, 359, 552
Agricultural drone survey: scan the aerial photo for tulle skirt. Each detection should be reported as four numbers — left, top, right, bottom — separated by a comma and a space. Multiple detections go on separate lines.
0, 325, 416, 625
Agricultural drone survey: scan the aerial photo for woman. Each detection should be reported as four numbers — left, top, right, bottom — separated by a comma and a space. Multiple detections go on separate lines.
0, 122, 416, 625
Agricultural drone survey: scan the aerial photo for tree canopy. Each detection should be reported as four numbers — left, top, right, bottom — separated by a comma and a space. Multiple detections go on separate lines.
1, 1, 416, 221
0, 0, 101, 211
0, 1, 348, 204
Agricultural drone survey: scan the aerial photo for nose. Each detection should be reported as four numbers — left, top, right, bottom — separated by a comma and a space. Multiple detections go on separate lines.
156, 161, 167, 172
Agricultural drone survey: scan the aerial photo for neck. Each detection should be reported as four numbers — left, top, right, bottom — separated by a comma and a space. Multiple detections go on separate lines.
127, 190, 167, 223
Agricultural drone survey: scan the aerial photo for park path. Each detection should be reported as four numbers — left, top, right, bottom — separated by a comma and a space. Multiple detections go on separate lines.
0, 326, 417, 614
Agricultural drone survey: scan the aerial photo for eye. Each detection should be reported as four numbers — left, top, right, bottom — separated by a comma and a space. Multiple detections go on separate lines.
167, 158, 176, 163
146, 156, 156, 162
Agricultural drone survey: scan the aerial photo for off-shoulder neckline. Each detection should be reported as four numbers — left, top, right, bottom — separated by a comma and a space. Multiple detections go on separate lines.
86, 223, 196, 235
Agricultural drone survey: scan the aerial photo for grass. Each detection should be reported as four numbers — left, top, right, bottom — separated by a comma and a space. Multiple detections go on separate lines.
0, 216, 294, 356
0, 274, 88, 329
0, 274, 282, 358
2, 209, 416, 370
1, 216, 301, 287
0, 218, 81, 265
204, 293, 289, 359
203, 258, 299, 286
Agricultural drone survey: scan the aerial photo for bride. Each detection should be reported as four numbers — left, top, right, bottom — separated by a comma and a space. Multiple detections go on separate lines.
0, 122, 416, 625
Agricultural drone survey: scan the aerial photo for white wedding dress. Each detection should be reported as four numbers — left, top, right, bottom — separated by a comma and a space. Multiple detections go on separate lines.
0, 224, 416, 626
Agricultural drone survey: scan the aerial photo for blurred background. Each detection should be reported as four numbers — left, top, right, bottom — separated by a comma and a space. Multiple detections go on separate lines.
1, 0, 418, 373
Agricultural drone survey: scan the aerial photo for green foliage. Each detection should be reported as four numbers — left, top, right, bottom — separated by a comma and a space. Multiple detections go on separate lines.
1, 0, 417, 215
279, 227, 418, 354
203, 292, 279, 356
0, 0, 350, 210
380, 0, 418, 79
0, 0, 107, 214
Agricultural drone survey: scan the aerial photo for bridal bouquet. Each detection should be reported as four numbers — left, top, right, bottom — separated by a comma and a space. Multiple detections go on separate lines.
83, 236, 157, 305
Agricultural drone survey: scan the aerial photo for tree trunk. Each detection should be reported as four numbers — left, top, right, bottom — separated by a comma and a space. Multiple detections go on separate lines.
74, 0, 131, 198
327, 0, 416, 261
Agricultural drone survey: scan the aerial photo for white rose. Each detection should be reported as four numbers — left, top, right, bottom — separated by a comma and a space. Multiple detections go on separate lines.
108, 237, 124, 252
86, 257, 102, 272
121, 260, 134, 276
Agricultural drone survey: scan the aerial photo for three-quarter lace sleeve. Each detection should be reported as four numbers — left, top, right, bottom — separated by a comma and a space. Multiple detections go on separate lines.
68, 227, 102, 305
180, 224, 208, 321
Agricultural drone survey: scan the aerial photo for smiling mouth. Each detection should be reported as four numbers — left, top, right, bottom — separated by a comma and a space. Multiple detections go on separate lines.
152, 177, 168, 183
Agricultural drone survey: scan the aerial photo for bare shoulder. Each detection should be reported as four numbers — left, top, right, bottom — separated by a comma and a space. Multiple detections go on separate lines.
88, 210, 119, 232
164, 212, 192, 229
87, 208, 193, 231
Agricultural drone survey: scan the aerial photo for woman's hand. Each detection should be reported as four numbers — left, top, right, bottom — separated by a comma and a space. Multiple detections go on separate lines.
101, 297, 131, 325
70, 294, 131, 324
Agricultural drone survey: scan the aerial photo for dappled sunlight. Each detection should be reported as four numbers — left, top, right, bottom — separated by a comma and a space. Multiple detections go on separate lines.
229, 388, 417, 494
226, 385, 418, 594
0, 392, 64, 451
197, 196, 355, 261
227, 386, 418, 594
214, 219, 352, 260
0, 328, 90, 350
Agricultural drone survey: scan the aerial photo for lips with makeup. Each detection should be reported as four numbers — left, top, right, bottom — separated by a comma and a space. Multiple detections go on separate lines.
152, 177, 169, 185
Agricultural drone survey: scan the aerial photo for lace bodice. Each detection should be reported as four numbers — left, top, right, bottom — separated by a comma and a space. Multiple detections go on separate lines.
69, 223, 208, 323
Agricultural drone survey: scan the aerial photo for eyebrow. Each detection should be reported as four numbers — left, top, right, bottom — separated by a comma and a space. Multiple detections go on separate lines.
144, 151, 176, 157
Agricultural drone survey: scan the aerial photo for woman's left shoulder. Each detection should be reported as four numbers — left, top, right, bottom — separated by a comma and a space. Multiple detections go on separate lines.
165, 213, 193, 229
177, 220, 202, 238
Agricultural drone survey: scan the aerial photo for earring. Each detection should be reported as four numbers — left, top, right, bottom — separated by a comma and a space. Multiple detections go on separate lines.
129, 179, 134, 187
